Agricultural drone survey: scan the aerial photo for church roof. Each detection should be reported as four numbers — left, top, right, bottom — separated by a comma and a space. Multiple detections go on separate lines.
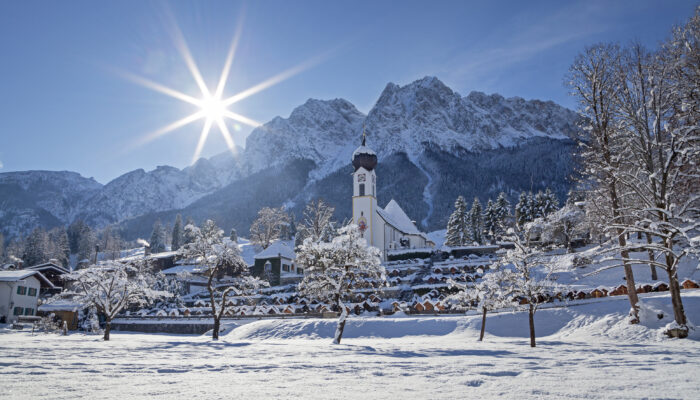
377, 199, 422, 236
352, 127, 378, 171
254, 240, 296, 260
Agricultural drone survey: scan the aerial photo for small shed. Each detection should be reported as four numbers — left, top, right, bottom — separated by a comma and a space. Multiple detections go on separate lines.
681, 279, 699, 289
37, 300, 81, 330
609, 285, 628, 296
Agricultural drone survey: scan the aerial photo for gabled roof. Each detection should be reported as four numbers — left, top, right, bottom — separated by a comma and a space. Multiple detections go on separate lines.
254, 240, 296, 260
377, 199, 422, 235
25, 262, 70, 275
0, 270, 56, 288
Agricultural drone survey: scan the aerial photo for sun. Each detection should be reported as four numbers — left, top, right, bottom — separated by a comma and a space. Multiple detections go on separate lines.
121, 15, 325, 164
200, 94, 226, 122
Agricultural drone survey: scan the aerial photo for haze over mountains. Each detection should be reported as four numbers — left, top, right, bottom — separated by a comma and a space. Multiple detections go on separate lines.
0, 76, 579, 240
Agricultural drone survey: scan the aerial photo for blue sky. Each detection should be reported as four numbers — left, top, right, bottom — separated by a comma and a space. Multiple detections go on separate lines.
0, 0, 694, 183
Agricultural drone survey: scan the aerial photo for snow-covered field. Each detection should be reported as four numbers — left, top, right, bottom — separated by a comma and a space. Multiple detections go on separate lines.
2, 291, 699, 399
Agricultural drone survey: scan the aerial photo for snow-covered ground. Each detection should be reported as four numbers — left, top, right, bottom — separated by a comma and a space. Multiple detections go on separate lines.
2, 291, 699, 399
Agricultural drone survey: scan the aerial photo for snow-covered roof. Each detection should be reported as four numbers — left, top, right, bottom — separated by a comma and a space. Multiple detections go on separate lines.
377, 199, 422, 235
25, 262, 70, 274
161, 264, 205, 275
352, 144, 376, 158
38, 300, 82, 312
0, 270, 56, 288
254, 241, 296, 260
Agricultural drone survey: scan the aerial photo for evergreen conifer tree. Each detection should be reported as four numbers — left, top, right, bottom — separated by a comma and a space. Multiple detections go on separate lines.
468, 197, 483, 244
534, 191, 546, 219
494, 192, 511, 236
445, 196, 468, 246
542, 188, 559, 216
483, 199, 498, 243
229, 228, 238, 243
171, 214, 184, 251
515, 192, 530, 228
150, 220, 166, 253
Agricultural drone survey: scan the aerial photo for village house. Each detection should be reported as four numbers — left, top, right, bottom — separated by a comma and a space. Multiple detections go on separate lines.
250, 241, 300, 286
0, 270, 54, 323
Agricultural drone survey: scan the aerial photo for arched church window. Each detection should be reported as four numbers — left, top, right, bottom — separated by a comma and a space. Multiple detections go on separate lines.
359, 183, 365, 196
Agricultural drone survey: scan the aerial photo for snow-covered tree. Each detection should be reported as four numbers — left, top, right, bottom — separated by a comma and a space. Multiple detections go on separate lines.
515, 192, 531, 228
493, 192, 512, 238
548, 205, 587, 252
24, 227, 49, 266
568, 42, 642, 323
483, 200, 498, 243
542, 188, 560, 216
448, 266, 514, 341
56, 260, 168, 340
297, 224, 385, 344
229, 228, 238, 243
499, 228, 560, 347
446, 196, 469, 246
179, 220, 266, 340
171, 214, 184, 251
149, 220, 167, 253
468, 197, 484, 244
250, 207, 291, 249
298, 199, 335, 245
100, 226, 123, 261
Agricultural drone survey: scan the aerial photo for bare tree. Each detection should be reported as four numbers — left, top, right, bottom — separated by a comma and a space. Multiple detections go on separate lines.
299, 199, 335, 244
179, 220, 266, 340
57, 260, 167, 340
250, 207, 290, 249
500, 228, 560, 348
568, 43, 641, 323
447, 266, 514, 341
297, 224, 385, 344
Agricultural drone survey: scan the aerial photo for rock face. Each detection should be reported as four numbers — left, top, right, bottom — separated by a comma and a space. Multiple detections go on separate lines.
0, 76, 581, 239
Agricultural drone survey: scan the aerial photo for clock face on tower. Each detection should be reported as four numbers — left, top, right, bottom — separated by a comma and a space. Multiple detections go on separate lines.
358, 173, 366, 182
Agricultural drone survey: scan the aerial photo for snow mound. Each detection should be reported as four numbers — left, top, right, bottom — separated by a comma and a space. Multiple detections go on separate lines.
222, 291, 700, 342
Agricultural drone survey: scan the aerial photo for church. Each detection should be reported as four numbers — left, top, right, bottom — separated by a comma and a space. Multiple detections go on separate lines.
351, 132, 433, 260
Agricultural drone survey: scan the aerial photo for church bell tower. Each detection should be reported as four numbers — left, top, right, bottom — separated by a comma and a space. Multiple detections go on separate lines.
352, 127, 378, 244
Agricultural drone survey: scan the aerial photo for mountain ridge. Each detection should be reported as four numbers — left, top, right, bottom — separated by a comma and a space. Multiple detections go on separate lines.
0, 76, 580, 239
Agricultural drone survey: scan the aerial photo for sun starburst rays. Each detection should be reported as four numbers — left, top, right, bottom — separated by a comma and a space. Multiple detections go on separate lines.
124, 18, 271, 163
123, 12, 327, 164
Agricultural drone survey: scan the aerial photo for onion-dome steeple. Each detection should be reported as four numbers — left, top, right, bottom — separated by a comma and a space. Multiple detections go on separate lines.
352, 124, 377, 171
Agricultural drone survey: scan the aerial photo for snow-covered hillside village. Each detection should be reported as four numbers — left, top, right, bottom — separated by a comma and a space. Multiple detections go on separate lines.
1, 2, 700, 399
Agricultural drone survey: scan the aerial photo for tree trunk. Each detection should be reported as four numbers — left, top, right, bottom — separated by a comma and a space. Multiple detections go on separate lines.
665, 249, 687, 337
479, 308, 487, 341
618, 233, 640, 323
212, 317, 220, 341
333, 299, 348, 344
103, 319, 111, 341
528, 304, 536, 348
645, 233, 657, 280
609, 184, 640, 323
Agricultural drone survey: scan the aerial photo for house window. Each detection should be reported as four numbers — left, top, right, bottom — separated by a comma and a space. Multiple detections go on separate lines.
24, 308, 34, 316
282, 264, 290, 272
13, 307, 23, 316
28, 288, 37, 297
359, 184, 365, 196
297, 268, 304, 274
17, 286, 27, 295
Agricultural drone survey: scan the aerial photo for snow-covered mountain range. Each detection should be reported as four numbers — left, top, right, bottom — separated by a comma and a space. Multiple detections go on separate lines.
0, 76, 580, 240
